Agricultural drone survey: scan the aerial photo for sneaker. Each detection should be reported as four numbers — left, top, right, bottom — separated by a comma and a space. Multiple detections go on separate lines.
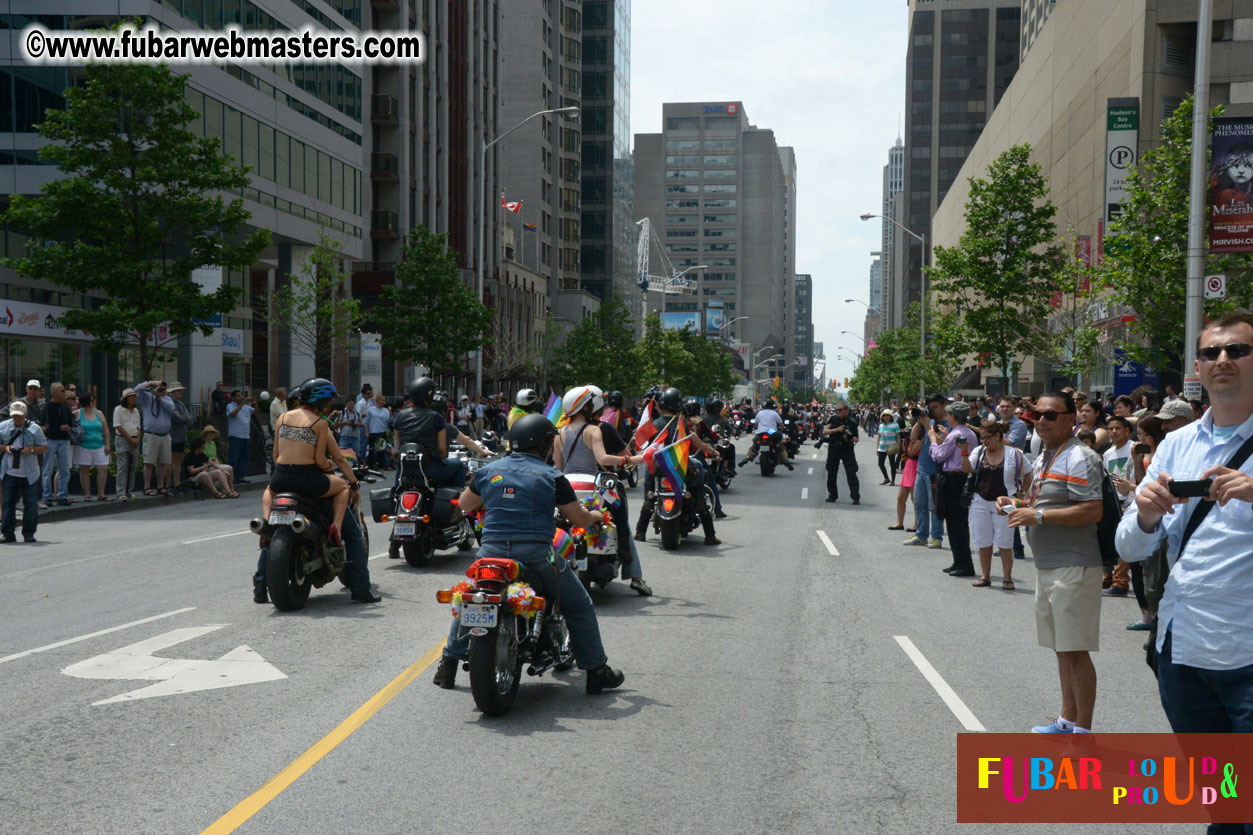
432, 655, 458, 689
926, 539, 943, 549
902, 536, 926, 546
1031, 719, 1073, 734
1102, 586, 1129, 597
37, 501, 49, 510
1127, 620, 1153, 631
586, 664, 625, 695
0, 535, 14, 544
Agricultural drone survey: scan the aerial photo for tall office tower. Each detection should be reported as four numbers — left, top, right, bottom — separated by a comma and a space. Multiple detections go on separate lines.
634, 102, 795, 379
867, 253, 883, 346
579, 0, 637, 320
0, 1, 367, 400
794, 274, 814, 394
879, 137, 904, 334
1020, 0, 1056, 59
894, 0, 1021, 329
779, 147, 800, 390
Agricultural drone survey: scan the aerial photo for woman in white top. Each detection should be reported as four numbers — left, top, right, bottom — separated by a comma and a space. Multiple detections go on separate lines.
112, 388, 141, 500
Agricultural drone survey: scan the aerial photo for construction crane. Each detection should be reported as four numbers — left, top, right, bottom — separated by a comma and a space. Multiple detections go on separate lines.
635, 218, 703, 322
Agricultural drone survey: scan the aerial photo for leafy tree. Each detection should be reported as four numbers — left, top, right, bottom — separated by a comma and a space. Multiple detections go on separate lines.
1, 61, 269, 379
929, 144, 1062, 395
560, 298, 643, 394
267, 230, 361, 378
850, 301, 970, 403
1037, 234, 1102, 389
1100, 94, 1253, 376
635, 313, 737, 397
373, 225, 493, 374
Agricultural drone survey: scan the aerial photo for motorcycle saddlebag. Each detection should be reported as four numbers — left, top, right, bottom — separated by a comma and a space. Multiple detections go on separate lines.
431, 487, 462, 526
370, 487, 393, 523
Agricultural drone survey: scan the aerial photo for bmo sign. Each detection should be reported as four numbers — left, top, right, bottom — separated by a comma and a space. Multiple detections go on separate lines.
704, 103, 739, 115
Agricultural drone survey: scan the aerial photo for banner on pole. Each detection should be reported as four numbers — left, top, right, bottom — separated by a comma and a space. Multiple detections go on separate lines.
1209, 116, 1253, 254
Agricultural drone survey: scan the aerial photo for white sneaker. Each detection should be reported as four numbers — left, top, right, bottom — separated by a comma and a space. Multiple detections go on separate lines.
902, 536, 926, 546
927, 538, 943, 549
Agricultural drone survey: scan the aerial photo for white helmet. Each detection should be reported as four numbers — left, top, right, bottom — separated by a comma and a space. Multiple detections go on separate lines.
515, 388, 541, 410
562, 385, 604, 417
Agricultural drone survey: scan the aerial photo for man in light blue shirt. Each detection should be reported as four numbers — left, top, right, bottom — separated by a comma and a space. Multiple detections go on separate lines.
227, 390, 257, 484
0, 401, 48, 542
1116, 312, 1253, 752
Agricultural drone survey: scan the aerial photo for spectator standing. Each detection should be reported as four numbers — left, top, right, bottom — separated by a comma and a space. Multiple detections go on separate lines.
876, 410, 900, 485
168, 383, 191, 491
1103, 415, 1152, 628
1116, 312, 1253, 765
903, 394, 948, 549
1003, 391, 1105, 734
930, 401, 980, 577
365, 393, 392, 469
354, 385, 373, 460
269, 387, 288, 432
73, 391, 111, 502
334, 404, 361, 454
474, 396, 486, 436
113, 388, 141, 500
962, 421, 1025, 590
456, 395, 475, 440
40, 383, 74, 508
999, 396, 1031, 559
1, 380, 46, 425
210, 381, 229, 415
0, 401, 47, 542
226, 390, 256, 484
892, 408, 921, 532
135, 380, 176, 495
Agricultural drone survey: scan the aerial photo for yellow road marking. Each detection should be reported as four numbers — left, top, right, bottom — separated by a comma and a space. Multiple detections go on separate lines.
200, 639, 446, 834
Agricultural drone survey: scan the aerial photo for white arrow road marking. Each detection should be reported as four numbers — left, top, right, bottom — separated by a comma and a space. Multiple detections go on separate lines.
816, 530, 839, 556
62, 625, 286, 706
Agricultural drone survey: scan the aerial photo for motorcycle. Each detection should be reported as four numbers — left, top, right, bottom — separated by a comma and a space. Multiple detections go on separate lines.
372, 443, 481, 567
730, 411, 745, 439
756, 429, 783, 477
435, 553, 576, 716
711, 431, 736, 491
251, 463, 383, 611
782, 420, 802, 459
563, 472, 622, 590
651, 468, 714, 550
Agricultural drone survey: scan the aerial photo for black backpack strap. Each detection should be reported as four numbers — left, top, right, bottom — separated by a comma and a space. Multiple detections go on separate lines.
1175, 431, 1253, 560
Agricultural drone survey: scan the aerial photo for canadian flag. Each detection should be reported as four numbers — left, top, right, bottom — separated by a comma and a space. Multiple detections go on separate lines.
501, 197, 522, 214
633, 400, 656, 449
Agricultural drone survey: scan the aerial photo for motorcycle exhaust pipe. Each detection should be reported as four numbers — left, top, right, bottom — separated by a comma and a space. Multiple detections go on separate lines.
290, 516, 307, 533
249, 517, 264, 534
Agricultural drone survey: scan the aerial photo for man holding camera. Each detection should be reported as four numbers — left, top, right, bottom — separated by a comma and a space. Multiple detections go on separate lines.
227, 390, 257, 484
135, 380, 177, 495
929, 401, 980, 577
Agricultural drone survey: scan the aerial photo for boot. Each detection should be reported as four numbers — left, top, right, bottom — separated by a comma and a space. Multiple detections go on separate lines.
252, 575, 268, 604
586, 663, 625, 695
432, 655, 458, 689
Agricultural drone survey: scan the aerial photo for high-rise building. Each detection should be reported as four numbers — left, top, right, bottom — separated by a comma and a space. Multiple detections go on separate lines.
879, 137, 904, 334
793, 274, 813, 394
779, 147, 800, 391
634, 102, 795, 386
579, 0, 637, 321
867, 253, 883, 347
894, 0, 1021, 329
1021, 0, 1056, 59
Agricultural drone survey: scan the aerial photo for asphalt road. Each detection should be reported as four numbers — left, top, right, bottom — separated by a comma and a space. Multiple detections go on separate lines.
0, 438, 1192, 834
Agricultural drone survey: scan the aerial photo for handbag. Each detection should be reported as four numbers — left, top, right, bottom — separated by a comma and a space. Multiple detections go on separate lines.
958, 446, 981, 510
886, 439, 901, 456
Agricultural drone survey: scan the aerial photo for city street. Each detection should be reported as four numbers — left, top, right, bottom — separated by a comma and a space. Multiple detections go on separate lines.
0, 439, 1188, 834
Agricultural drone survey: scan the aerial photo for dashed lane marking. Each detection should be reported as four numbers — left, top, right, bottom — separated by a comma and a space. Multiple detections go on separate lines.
894, 635, 986, 732
807, 467, 814, 475
815, 530, 839, 556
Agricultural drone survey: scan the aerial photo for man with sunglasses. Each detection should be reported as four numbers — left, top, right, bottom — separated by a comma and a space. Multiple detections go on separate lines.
1116, 312, 1253, 755
1000, 390, 1105, 734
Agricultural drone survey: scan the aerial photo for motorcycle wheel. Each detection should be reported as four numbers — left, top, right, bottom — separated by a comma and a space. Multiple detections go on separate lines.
469, 615, 520, 716
456, 520, 474, 551
659, 516, 681, 550
627, 468, 638, 488
403, 537, 435, 567
266, 529, 312, 611
761, 457, 775, 477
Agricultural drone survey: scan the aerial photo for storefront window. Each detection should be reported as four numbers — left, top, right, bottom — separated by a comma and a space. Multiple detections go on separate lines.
1, 339, 83, 401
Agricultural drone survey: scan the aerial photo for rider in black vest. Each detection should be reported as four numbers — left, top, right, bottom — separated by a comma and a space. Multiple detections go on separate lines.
393, 377, 465, 489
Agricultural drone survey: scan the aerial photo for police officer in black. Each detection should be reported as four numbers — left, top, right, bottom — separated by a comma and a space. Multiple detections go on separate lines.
392, 377, 465, 489
822, 401, 861, 504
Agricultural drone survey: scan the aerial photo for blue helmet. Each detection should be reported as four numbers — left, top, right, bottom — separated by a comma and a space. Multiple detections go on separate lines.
295, 377, 338, 409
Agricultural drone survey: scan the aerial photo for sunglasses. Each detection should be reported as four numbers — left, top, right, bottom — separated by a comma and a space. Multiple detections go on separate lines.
1197, 342, 1253, 363
1036, 410, 1074, 422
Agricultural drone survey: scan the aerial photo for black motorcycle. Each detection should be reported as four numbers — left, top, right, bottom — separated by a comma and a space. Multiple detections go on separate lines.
251, 464, 382, 611
712, 434, 736, 491
651, 470, 714, 550
756, 430, 783, 477
372, 443, 477, 567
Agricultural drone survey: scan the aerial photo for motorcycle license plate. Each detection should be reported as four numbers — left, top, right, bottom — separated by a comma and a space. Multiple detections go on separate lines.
392, 522, 415, 537
460, 604, 497, 628
268, 511, 295, 525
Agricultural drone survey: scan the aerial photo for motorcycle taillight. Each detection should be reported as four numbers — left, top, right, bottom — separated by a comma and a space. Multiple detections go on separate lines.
399, 492, 420, 512
274, 496, 297, 508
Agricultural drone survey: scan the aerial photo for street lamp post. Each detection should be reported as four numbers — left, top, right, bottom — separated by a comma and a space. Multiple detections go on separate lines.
861, 213, 927, 399
476, 105, 579, 396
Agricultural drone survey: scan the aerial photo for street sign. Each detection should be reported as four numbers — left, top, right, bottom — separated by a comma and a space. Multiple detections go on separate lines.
1204, 274, 1227, 300
62, 625, 286, 706
1183, 375, 1202, 400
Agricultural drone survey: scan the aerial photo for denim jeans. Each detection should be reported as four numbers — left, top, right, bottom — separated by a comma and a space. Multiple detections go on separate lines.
1158, 628, 1253, 835
2, 473, 39, 538
913, 472, 944, 542
228, 437, 250, 481
254, 504, 371, 594
41, 439, 71, 500
443, 540, 607, 671
610, 493, 643, 580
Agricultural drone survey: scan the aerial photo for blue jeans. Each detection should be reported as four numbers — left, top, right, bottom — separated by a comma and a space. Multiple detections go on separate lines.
41, 439, 71, 500
2, 474, 39, 538
229, 437, 249, 481
913, 472, 944, 542
254, 504, 371, 594
444, 540, 607, 671
610, 493, 643, 580
1158, 628, 1253, 835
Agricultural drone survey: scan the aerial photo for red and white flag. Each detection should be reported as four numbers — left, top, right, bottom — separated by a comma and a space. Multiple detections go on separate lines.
633, 399, 656, 449
501, 197, 522, 214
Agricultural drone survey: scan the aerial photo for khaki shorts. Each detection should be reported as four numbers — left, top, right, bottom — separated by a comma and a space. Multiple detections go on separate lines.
142, 432, 172, 465
1035, 565, 1103, 652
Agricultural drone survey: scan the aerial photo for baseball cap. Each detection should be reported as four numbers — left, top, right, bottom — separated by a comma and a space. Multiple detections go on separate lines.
25, 379, 40, 388
9, 400, 27, 415
1158, 400, 1194, 421
946, 401, 972, 419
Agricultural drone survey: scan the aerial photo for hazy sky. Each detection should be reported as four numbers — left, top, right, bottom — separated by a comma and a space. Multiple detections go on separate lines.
629, 0, 907, 387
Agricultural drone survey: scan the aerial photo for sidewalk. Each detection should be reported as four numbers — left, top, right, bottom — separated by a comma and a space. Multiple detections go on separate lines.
25, 480, 267, 524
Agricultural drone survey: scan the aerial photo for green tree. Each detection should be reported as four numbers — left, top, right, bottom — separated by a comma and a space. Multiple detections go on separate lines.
267, 230, 361, 378
634, 313, 737, 397
559, 298, 643, 393
1, 61, 269, 379
1037, 235, 1102, 389
373, 225, 493, 374
1100, 94, 1253, 376
929, 143, 1062, 395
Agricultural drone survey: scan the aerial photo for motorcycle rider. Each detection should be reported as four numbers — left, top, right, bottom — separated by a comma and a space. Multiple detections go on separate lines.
432, 413, 625, 694
392, 377, 466, 489
600, 390, 631, 437
739, 400, 794, 470
507, 388, 543, 430
253, 379, 379, 604
633, 387, 721, 545
686, 398, 730, 520
703, 399, 736, 491
822, 400, 862, 504
552, 385, 653, 596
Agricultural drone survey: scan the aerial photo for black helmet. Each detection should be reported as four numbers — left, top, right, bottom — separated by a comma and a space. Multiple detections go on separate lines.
607, 390, 624, 408
508, 413, 558, 453
657, 387, 683, 413
294, 377, 337, 410
683, 397, 701, 417
407, 376, 437, 407
431, 390, 449, 412
705, 398, 724, 415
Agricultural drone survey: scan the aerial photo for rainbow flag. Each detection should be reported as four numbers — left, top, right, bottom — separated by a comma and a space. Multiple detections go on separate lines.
543, 392, 567, 427
653, 436, 690, 500
552, 528, 575, 561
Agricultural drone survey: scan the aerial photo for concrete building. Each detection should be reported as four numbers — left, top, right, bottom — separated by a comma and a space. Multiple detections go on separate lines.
931, 0, 1253, 396
866, 253, 883, 347
779, 147, 799, 391
1021, 0, 1057, 59
895, 0, 1022, 329
634, 101, 796, 388
793, 273, 813, 394
879, 137, 904, 334
579, 0, 637, 321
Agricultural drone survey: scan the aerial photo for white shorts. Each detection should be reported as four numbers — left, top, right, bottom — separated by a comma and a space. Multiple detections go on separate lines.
1035, 565, 1103, 652
969, 494, 1013, 550
73, 446, 110, 468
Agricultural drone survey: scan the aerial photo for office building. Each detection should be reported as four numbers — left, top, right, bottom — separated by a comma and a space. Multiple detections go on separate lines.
894, 0, 1022, 329
879, 137, 904, 334
793, 274, 813, 394
579, 0, 637, 321
931, 0, 1253, 395
1021, 0, 1056, 59
634, 101, 796, 385
866, 253, 883, 347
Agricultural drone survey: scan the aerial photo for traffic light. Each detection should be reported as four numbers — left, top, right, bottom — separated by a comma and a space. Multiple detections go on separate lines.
773, 375, 781, 388
844, 377, 849, 388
